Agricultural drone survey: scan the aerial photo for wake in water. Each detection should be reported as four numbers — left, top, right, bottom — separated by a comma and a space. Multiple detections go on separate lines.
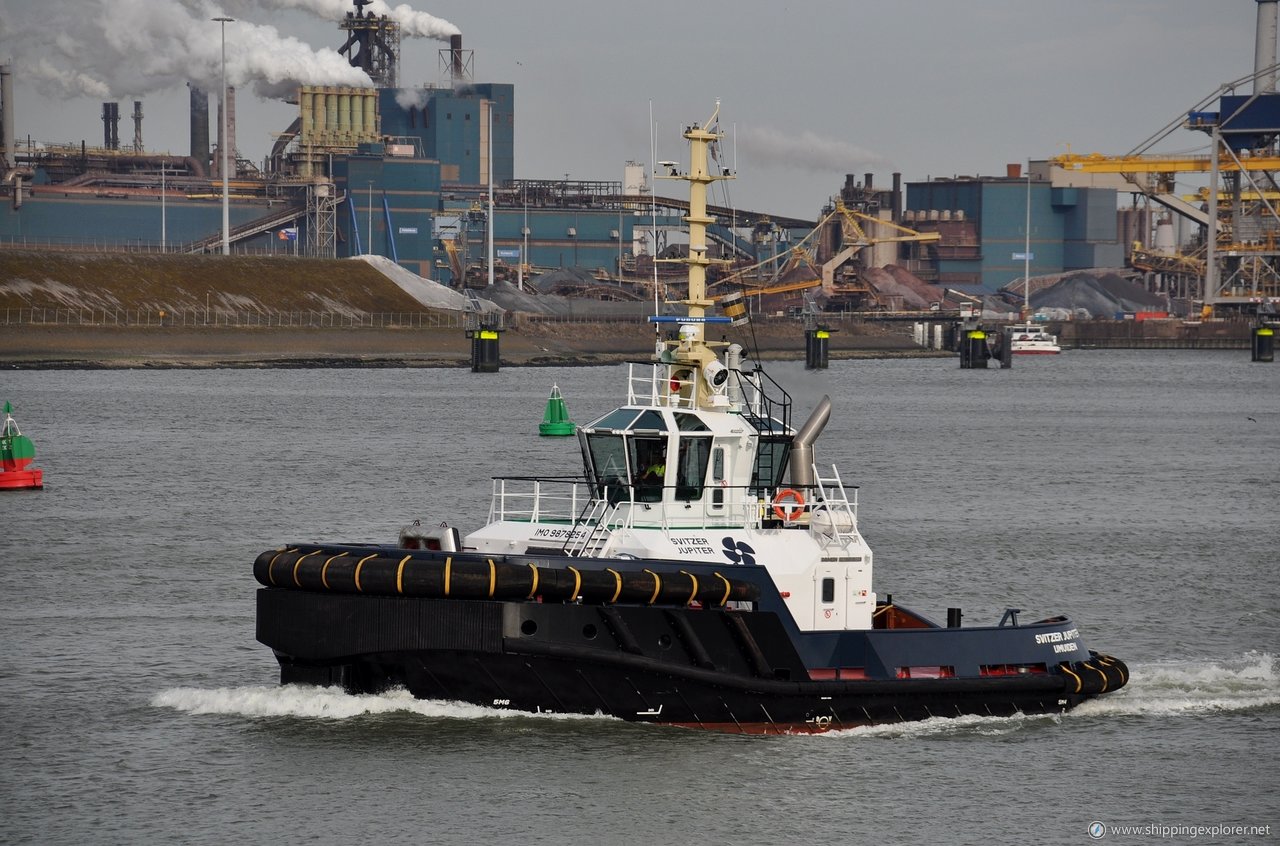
152, 653, 1277, 733
1070, 650, 1278, 718
820, 651, 1279, 740
151, 684, 609, 724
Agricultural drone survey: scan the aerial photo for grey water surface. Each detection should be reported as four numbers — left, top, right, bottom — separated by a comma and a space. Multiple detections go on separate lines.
2, 350, 1277, 845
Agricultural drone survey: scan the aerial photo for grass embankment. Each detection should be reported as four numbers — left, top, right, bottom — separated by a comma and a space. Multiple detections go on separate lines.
0, 252, 433, 316
0, 251, 922, 367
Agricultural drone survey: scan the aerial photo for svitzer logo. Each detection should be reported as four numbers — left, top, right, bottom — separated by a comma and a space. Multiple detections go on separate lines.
721, 537, 756, 566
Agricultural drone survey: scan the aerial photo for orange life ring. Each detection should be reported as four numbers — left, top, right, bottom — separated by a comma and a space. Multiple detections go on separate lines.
772, 488, 805, 521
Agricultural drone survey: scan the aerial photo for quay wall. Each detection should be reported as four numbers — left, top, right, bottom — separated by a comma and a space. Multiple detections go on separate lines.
1054, 319, 1254, 349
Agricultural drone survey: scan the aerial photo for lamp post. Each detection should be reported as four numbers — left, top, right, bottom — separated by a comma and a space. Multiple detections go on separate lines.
160, 159, 166, 251
487, 103, 494, 287
367, 180, 373, 256
213, 16, 233, 256
520, 185, 528, 292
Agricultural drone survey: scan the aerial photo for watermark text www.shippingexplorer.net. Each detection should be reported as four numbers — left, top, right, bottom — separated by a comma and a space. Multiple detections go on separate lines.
1088, 821, 1273, 840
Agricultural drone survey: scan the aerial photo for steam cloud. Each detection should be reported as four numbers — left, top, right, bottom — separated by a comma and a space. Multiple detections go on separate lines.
740, 125, 888, 174
395, 88, 431, 111
258, 0, 460, 40
0, 0, 425, 102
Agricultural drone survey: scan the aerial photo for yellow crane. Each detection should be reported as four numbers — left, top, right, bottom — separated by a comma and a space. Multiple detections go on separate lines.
1051, 151, 1280, 174
707, 201, 939, 308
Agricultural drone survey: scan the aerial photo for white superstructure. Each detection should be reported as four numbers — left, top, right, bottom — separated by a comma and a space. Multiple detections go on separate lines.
465, 104, 876, 632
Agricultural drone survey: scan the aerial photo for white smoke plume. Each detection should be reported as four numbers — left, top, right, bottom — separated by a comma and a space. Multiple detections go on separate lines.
740, 125, 889, 174
0, 0, 372, 102
255, 0, 460, 40
395, 88, 431, 111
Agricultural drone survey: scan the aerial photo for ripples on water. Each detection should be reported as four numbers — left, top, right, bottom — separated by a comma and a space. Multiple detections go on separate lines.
2, 351, 1277, 845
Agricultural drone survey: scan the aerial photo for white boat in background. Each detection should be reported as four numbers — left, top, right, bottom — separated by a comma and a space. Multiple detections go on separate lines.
1009, 322, 1061, 355
1011, 174, 1060, 355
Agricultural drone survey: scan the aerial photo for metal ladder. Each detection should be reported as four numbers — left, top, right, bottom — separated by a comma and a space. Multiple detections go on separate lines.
562, 499, 618, 557
811, 463, 859, 547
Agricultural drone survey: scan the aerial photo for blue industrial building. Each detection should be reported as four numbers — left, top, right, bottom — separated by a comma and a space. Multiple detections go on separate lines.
334, 144, 442, 272
377, 84, 513, 187
905, 174, 1123, 292
327, 82, 635, 284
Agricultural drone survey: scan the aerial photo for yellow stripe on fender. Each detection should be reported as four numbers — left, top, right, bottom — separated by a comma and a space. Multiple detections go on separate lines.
679, 571, 699, 605
605, 568, 623, 604
1083, 662, 1108, 693
354, 554, 377, 593
1098, 654, 1128, 685
526, 563, 540, 599
487, 559, 496, 598
266, 547, 296, 586
713, 572, 732, 607
568, 566, 582, 601
292, 550, 321, 587
267, 550, 283, 586
396, 555, 412, 595
1060, 664, 1083, 694
443, 556, 452, 596
320, 552, 346, 590
643, 569, 661, 605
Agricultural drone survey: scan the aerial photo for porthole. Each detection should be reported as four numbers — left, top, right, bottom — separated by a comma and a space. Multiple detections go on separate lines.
657, 634, 673, 649
582, 623, 598, 639
521, 619, 538, 636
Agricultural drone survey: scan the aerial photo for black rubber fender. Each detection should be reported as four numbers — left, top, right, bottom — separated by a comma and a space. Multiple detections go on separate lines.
254, 546, 759, 606
1093, 652, 1129, 692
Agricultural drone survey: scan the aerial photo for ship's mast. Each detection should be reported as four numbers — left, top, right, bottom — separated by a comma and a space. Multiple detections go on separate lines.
661, 102, 734, 360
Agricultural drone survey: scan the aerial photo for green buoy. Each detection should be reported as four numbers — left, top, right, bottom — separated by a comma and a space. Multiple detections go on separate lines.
538, 384, 576, 437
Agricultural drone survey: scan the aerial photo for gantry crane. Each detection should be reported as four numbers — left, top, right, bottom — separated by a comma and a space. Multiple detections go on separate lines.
1051, 65, 1280, 312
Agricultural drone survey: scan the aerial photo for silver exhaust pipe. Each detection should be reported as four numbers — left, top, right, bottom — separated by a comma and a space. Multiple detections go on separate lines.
788, 395, 831, 487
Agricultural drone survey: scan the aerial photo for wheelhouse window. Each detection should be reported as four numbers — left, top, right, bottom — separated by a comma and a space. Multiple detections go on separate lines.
590, 409, 641, 430
630, 437, 667, 503
674, 412, 710, 433
710, 447, 726, 508
675, 436, 711, 501
586, 433, 630, 500
751, 436, 791, 494
630, 410, 667, 431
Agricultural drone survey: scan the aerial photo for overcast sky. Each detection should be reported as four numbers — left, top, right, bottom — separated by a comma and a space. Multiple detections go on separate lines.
0, 0, 1264, 218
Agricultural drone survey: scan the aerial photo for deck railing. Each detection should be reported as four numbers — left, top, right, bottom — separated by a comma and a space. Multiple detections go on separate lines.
485, 475, 860, 538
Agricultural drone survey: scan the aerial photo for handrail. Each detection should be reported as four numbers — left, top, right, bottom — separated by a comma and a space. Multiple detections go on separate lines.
484, 475, 861, 533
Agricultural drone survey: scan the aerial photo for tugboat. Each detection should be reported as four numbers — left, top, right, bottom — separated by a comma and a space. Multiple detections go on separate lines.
254, 105, 1127, 733
0, 402, 44, 491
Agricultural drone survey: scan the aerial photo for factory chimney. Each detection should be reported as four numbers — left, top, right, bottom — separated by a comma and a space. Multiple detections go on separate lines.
102, 102, 120, 150
450, 34, 463, 80
189, 84, 210, 170
132, 100, 144, 153
1256, 0, 1278, 93
0, 64, 13, 170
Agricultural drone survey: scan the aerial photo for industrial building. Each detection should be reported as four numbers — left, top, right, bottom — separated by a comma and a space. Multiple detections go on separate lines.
1, 0, 1278, 316
901, 167, 1123, 293
0, 5, 635, 288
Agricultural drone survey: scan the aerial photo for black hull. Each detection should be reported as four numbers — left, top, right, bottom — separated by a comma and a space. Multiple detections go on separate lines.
258, 588, 1124, 734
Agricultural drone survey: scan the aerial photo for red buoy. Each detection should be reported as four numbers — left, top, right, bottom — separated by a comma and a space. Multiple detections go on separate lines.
0, 402, 44, 490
